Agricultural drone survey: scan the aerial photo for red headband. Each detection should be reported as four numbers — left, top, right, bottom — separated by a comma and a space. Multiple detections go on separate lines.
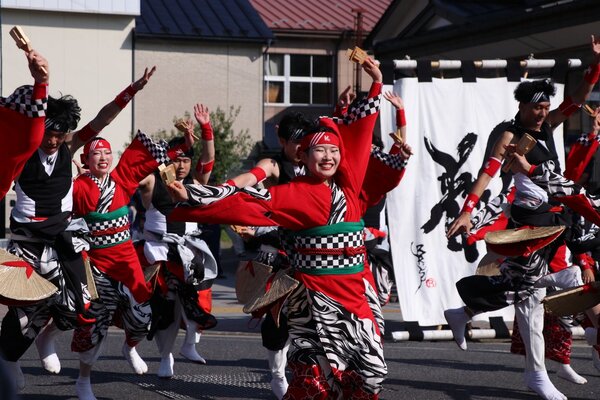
81, 138, 111, 165
300, 130, 340, 152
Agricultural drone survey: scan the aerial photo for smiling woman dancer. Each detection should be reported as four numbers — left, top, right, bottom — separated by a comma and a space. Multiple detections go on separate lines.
166, 58, 412, 399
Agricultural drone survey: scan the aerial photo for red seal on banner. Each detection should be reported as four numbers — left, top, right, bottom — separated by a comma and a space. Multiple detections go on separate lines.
425, 278, 436, 288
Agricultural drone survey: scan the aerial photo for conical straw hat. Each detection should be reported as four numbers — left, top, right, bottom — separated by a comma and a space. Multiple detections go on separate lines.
0, 249, 58, 304
485, 226, 565, 244
243, 268, 299, 314
235, 261, 273, 304
543, 281, 600, 317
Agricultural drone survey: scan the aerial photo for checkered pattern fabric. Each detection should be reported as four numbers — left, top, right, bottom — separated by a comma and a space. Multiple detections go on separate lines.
576, 132, 600, 146
371, 146, 408, 170
135, 130, 170, 165
292, 230, 364, 271
87, 214, 131, 248
0, 85, 47, 118
329, 93, 381, 125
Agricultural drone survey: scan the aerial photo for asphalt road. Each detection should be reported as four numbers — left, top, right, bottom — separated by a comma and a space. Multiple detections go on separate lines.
3, 249, 600, 399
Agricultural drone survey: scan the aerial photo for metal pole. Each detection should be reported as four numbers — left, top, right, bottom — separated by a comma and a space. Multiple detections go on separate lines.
392, 59, 582, 70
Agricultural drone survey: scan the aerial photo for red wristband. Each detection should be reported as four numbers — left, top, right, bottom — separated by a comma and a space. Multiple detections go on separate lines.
77, 123, 98, 142
396, 108, 406, 128
558, 96, 580, 117
461, 193, 480, 214
249, 167, 267, 183
482, 157, 501, 177
114, 84, 138, 109
584, 63, 600, 85
528, 164, 538, 176
196, 159, 214, 174
225, 179, 236, 186
201, 122, 213, 141
32, 82, 48, 100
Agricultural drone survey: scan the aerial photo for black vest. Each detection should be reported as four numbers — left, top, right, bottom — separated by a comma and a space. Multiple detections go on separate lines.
151, 172, 194, 236
507, 114, 561, 173
18, 143, 72, 217
272, 152, 297, 184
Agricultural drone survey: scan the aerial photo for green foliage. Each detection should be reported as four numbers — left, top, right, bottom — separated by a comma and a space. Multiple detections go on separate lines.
126, 106, 252, 183
205, 106, 252, 183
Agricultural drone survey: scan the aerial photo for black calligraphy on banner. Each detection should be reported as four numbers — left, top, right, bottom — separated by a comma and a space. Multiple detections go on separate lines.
421, 133, 491, 262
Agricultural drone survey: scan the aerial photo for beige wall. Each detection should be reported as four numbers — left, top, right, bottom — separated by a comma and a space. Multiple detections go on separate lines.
2, 8, 136, 158
134, 40, 264, 144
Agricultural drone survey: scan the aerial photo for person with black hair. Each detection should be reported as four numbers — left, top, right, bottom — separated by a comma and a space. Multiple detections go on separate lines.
0, 66, 155, 393
137, 104, 217, 379
445, 36, 600, 400
70, 127, 192, 400
224, 110, 312, 399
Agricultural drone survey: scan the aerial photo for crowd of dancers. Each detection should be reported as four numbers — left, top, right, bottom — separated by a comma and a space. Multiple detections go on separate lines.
0, 34, 599, 400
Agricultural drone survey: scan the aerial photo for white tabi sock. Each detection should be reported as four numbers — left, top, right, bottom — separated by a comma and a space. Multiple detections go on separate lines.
75, 376, 97, 400
444, 308, 469, 350
121, 343, 148, 375
158, 353, 174, 379
534, 267, 582, 289
267, 347, 289, 400
35, 322, 62, 374
5, 361, 25, 392
556, 363, 587, 384
524, 370, 567, 400
180, 320, 206, 364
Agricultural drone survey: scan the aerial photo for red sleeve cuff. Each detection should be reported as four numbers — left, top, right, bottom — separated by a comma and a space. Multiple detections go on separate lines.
368, 82, 382, 98
32, 83, 48, 100
528, 164, 539, 177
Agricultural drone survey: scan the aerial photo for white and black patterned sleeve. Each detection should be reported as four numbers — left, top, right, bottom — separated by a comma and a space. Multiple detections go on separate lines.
529, 162, 586, 198
328, 91, 381, 125
183, 183, 273, 207
370, 146, 408, 170
0, 85, 47, 118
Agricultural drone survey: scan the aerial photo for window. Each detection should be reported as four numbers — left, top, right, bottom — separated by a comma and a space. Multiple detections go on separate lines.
264, 54, 332, 105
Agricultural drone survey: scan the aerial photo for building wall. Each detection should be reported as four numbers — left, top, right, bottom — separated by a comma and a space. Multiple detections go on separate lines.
134, 40, 264, 144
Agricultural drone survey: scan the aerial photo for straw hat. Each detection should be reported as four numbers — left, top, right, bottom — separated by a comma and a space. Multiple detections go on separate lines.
484, 226, 565, 256
0, 249, 58, 305
543, 282, 600, 317
475, 251, 502, 276
243, 268, 299, 315
235, 260, 273, 304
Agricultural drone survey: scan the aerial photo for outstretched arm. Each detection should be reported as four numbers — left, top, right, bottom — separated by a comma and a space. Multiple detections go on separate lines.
68, 66, 156, 153
446, 130, 514, 237
548, 35, 600, 127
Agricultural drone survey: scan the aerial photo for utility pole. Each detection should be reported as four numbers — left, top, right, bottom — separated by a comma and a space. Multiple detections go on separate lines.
352, 8, 365, 95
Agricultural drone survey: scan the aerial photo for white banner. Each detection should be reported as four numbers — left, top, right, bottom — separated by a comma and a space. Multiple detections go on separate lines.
381, 77, 564, 326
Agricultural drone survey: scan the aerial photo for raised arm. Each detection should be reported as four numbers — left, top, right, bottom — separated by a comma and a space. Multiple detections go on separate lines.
67, 66, 156, 153
446, 130, 514, 237
192, 103, 215, 184
383, 91, 406, 143
547, 35, 600, 127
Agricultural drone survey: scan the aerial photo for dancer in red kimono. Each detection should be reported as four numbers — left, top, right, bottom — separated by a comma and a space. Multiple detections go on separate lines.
0, 49, 48, 200
71, 129, 193, 400
167, 58, 411, 399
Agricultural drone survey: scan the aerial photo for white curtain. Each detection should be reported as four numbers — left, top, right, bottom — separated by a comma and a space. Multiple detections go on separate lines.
380, 77, 565, 326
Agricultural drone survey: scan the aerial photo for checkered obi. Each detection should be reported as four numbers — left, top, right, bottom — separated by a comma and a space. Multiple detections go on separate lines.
292, 221, 365, 275
84, 206, 131, 249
